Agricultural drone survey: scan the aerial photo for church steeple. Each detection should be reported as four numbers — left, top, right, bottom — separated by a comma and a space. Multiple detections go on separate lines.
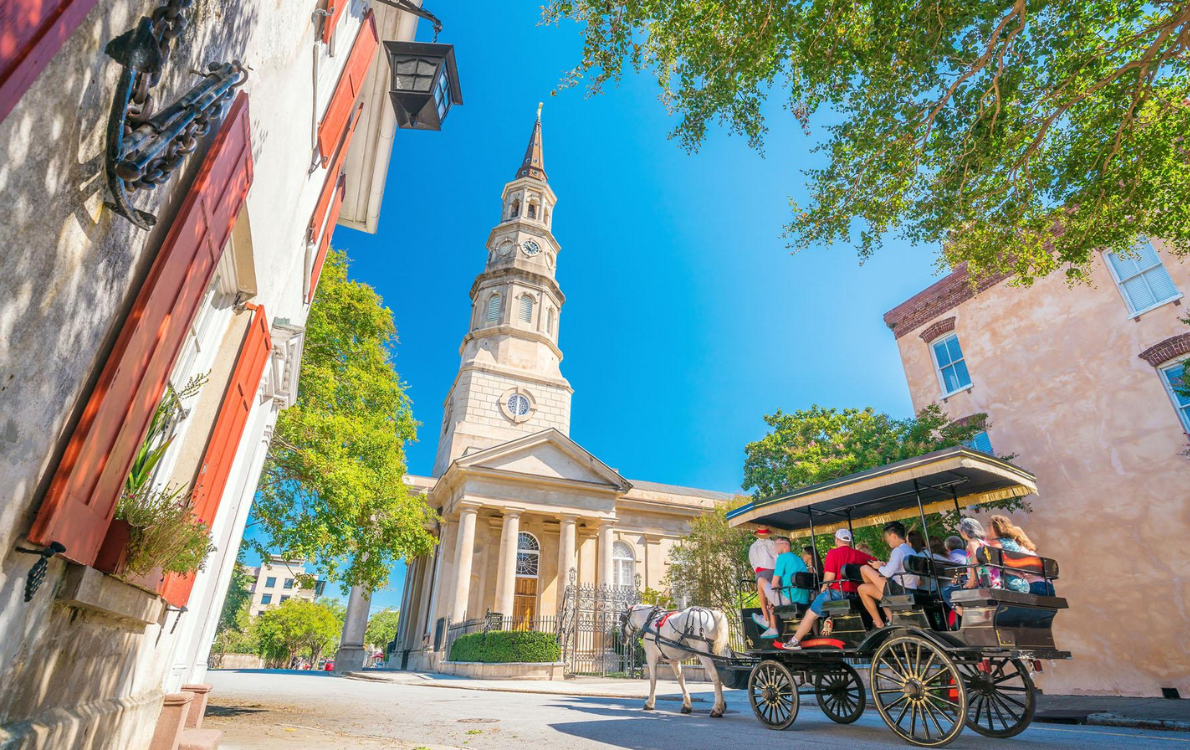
515, 102, 547, 182
432, 104, 571, 476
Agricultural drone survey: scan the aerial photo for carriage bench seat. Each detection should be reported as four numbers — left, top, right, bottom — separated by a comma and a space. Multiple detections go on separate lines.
773, 602, 810, 619
951, 588, 1068, 609
880, 589, 936, 611
820, 595, 862, 616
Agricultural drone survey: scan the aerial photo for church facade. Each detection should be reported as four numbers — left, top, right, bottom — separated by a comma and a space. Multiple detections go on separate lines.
391, 109, 731, 670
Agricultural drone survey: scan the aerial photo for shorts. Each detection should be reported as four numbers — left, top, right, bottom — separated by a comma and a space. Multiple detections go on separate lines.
755, 569, 774, 583
809, 588, 844, 616
766, 587, 794, 607
1029, 581, 1055, 596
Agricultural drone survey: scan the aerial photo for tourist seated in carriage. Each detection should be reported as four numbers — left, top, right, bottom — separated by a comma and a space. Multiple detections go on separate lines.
989, 514, 1055, 596
857, 521, 922, 628
776, 528, 873, 650
749, 527, 779, 638
767, 536, 812, 609
944, 535, 968, 564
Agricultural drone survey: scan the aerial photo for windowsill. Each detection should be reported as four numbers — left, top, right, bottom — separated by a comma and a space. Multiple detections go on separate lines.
1129, 293, 1183, 320
57, 563, 165, 626
941, 384, 974, 401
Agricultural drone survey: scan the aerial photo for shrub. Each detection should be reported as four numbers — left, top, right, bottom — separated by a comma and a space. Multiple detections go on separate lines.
449, 630, 560, 663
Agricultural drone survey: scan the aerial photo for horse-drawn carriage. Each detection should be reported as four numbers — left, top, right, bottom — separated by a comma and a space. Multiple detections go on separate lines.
720, 446, 1071, 747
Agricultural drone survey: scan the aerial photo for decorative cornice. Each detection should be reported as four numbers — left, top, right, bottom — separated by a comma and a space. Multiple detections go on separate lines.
470, 266, 565, 305
460, 325, 564, 361
884, 263, 1011, 339
919, 317, 957, 343
1139, 333, 1190, 367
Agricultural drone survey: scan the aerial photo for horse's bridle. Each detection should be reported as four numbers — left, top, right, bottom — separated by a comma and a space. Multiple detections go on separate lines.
621, 604, 664, 646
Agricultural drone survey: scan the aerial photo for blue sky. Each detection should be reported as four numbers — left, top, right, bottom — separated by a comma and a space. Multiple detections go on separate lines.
248, 3, 948, 612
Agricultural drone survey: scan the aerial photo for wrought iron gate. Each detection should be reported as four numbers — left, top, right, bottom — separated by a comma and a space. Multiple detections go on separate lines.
557, 569, 643, 677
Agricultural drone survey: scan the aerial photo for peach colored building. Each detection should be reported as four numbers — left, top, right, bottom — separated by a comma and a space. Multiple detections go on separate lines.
884, 238, 1190, 697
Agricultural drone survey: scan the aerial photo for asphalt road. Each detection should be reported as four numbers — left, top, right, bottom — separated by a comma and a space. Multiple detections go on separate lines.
205, 670, 1190, 750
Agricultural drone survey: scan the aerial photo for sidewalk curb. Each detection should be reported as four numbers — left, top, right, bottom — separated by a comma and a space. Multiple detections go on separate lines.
1084, 714, 1190, 733
341, 672, 709, 703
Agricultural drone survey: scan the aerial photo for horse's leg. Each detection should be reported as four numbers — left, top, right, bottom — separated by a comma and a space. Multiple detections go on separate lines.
643, 643, 658, 711
699, 653, 726, 718
672, 658, 693, 714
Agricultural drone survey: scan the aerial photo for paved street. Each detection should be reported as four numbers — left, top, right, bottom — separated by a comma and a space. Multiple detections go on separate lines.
205, 670, 1190, 750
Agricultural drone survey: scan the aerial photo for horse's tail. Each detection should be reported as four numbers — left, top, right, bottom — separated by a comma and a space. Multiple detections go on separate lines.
710, 608, 731, 656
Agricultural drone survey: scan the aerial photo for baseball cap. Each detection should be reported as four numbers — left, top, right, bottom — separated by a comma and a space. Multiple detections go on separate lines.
754, 527, 771, 536
835, 528, 853, 542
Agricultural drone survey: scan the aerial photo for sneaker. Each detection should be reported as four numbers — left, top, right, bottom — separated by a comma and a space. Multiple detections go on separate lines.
774, 639, 801, 651
760, 627, 779, 639
751, 613, 769, 629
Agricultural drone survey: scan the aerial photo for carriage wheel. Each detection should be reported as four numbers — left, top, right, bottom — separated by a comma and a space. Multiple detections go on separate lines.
814, 663, 866, 724
870, 635, 968, 747
748, 660, 800, 730
961, 658, 1036, 738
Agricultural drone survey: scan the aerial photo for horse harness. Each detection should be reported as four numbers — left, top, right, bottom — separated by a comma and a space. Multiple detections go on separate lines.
632, 605, 730, 662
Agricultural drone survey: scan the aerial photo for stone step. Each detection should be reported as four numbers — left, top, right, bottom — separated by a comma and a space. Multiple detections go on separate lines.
178, 727, 222, 750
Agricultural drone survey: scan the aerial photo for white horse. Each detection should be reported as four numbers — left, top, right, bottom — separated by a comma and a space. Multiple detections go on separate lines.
621, 603, 731, 718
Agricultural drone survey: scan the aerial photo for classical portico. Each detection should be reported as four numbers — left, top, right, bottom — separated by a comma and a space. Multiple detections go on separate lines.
390, 109, 733, 671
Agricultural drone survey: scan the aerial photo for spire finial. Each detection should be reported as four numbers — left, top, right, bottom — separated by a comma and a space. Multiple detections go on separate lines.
536, 102, 543, 121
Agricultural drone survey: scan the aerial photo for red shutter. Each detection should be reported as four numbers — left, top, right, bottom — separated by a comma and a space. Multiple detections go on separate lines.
316, 11, 377, 165
28, 93, 253, 565
309, 102, 362, 244
321, 0, 346, 44
160, 304, 271, 607
0, 0, 100, 123
309, 175, 346, 302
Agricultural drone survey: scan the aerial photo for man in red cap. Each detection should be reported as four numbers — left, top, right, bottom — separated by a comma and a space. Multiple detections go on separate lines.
748, 527, 779, 638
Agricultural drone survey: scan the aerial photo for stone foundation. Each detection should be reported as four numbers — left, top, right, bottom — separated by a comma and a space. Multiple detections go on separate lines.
437, 661, 566, 680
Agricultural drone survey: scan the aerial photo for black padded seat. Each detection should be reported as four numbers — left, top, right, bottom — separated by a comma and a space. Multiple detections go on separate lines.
951, 587, 1068, 609
773, 602, 810, 619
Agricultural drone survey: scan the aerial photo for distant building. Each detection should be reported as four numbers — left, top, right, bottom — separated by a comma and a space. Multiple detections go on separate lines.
246, 557, 322, 617
884, 238, 1190, 697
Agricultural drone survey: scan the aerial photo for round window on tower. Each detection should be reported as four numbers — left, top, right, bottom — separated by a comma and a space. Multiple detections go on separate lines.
498, 387, 536, 424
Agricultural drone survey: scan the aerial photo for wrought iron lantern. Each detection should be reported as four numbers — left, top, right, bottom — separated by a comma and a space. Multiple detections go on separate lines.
383, 41, 462, 131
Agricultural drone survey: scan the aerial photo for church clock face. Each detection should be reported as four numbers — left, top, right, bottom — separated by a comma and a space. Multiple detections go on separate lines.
521, 239, 541, 256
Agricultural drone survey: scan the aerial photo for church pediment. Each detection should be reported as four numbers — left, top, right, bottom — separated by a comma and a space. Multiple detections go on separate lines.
451, 429, 630, 491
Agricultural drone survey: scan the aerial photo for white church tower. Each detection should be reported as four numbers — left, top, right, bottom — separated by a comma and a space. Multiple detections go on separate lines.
432, 105, 572, 476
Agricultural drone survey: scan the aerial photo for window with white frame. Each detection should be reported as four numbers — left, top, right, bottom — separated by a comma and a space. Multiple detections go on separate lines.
963, 431, 994, 455
1160, 361, 1190, 431
1104, 238, 1181, 316
518, 295, 533, 323
515, 532, 540, 578
546, 307, 555, 335
930, 333, 972, 395
486, 293, 502, 322
612, 541, 636, 589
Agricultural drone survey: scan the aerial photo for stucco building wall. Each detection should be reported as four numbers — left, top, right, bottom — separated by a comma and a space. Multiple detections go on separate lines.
886, 243, 1190, 696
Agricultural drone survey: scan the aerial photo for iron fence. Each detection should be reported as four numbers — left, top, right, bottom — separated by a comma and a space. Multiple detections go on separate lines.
557, 571, 643, 677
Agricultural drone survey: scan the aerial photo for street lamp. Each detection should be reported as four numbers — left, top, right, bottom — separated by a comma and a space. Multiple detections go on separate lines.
384, 41, 462, 131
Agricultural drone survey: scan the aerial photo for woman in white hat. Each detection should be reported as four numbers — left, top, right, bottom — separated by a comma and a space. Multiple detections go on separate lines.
748, 527, 779, 638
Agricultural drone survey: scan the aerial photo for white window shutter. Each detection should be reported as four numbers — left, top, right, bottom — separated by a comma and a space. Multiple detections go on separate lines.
519, 295, 533, 323
487, 294, 501, 322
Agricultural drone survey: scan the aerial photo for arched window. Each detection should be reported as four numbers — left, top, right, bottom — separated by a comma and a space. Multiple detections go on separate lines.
516, 533, 540, 578
546, 307, 555, 335
527, 202, 538, 219
518, 295, 533, 323
612, 541, 636, 589
509, 198, 521, 219
486, 293, 502, 323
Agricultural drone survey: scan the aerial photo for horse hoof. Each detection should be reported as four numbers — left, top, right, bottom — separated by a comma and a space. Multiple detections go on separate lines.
643, 705, 654, 711
680, 706, 693, 715
710, 709, 724, 718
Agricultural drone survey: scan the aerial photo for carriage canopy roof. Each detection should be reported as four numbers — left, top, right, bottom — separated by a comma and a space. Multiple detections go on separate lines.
726, 446, 1037, 538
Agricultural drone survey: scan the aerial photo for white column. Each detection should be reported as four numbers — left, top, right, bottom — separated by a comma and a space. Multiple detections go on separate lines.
333, 585, 372, 673
597, 521, 615, 588
557, 515, 577, 594
494, 509, 522, 618
449, 504, 479, 621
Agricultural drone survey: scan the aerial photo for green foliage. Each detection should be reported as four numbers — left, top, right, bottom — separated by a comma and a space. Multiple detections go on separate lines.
640, 587, 674, 609
545, 1, 1190, 284
743, 404, 995, 499
365, 608, 401, 649
125, 372, 208, 495
662, 501, 754, 611
448, 631, 561, 663
255, 598, 342, 665
251, 249, 437, 592
216, 555, 254, 635
115, 483, 213, 576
